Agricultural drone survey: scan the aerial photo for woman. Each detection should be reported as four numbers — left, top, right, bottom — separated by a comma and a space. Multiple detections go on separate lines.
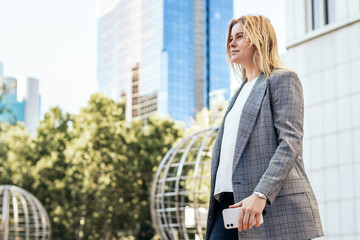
205, 15, 324, 240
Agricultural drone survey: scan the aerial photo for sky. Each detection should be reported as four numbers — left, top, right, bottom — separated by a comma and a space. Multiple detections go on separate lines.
0, 0, 285, 117
0, 0, 98, 116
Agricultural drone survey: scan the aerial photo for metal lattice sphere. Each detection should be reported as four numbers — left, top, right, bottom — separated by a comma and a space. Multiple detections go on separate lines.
151, 127, 218, 240
0, 185, 51, 240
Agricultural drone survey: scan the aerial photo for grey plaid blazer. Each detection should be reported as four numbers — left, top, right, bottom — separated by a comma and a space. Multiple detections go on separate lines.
205, 69, 324, 240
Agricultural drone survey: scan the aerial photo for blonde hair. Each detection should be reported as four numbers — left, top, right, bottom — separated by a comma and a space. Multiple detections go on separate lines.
226, 15, 286, 81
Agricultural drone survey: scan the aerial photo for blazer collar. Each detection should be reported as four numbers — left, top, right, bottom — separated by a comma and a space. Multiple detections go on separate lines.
232, 73, 268, 173
211, 73, 268, 179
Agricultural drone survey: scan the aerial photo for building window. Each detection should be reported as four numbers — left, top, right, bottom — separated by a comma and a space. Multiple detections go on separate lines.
324, 0, 335, 24
312, 0, 321, 30
310, 0, 335, 30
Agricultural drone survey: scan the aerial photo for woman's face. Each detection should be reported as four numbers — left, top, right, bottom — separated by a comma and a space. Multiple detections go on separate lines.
229, 22, 256, 66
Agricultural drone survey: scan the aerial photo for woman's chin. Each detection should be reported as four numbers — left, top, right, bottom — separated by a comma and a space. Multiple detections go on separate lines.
230, 59, 241, 64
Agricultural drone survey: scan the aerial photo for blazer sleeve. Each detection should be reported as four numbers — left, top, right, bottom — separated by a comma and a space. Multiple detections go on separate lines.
254, 70, 304, 205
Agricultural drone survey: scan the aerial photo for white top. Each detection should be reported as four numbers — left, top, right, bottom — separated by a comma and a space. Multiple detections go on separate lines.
214, 75, 259, 198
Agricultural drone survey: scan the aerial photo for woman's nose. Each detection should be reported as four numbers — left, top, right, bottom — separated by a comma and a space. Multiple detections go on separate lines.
229, 40, 236, 48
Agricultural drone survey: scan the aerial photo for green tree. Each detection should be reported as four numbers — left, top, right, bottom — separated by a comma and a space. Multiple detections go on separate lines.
63, 93, 128, 239
30, 106, 74, 238
64, 94, 183, 239
0, 93, 183, 240
130, 115, 184, 239
0, 122, 34, 189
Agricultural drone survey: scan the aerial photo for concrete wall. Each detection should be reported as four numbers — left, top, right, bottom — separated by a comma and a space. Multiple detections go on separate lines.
282, 1, 360, 239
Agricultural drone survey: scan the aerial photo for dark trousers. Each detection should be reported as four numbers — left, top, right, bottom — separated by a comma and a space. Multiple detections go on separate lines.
209, 192, 238, 240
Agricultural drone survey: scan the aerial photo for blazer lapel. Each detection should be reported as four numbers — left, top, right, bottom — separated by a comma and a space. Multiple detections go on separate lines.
232, 73, 268, 174
211, 81, 246, 180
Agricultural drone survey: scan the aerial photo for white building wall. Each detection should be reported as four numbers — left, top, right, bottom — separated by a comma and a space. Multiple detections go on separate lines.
21, 77, 40, 135
282, 1, 360, 239
0, 62, 3, 77
336, 0, 348, 20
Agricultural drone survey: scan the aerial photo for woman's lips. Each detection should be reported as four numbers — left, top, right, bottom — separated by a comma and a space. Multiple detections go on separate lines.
231, 50, 239, 55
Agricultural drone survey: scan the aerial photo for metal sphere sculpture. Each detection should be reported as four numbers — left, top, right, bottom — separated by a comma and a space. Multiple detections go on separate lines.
0, 185, 51, 240
151, 127, 218, 240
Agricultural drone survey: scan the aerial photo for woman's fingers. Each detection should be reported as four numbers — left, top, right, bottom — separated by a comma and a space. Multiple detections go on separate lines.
238, 206, 245, 231
255, 213, 261, 227
248, 212, 256, 229
229, 200, 243, 208
240, 209, 261, 231
241, 208, 250, 231
231, 194, 265, 231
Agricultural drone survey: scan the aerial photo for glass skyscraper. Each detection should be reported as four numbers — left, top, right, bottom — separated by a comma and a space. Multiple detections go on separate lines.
0, 94, 25, 123
97, 0, 233, 124
0, 73, 40, 135
0, 76, 24, 123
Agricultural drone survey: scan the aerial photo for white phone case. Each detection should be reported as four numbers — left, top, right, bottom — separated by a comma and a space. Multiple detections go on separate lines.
222, 207, 264, 229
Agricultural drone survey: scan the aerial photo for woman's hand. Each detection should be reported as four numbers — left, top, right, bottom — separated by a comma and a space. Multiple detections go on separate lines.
229, 193, 266, 231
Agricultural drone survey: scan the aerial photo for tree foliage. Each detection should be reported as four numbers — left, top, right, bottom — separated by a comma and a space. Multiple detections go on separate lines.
0, 122, 34, 189
0, 93, 183, 239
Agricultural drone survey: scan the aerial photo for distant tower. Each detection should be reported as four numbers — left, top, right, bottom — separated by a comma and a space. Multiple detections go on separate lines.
0, 67, 41, 135
0, 62, 3, 77
131, 63, 140, 119
19, 76, 40, 135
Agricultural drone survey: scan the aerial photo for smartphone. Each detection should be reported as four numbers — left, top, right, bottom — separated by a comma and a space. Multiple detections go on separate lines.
222, 207, 264, 229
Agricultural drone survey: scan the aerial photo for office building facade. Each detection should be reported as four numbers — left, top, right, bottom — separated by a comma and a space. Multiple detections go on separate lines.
0, 62, 3, 77
0, 76, 24, 123
0, 68, 41, 135
281, 0, 360, 238
97, 0, 233, 123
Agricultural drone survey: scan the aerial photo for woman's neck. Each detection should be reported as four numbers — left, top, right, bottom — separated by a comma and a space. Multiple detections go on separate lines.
245, 64, 260, 82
